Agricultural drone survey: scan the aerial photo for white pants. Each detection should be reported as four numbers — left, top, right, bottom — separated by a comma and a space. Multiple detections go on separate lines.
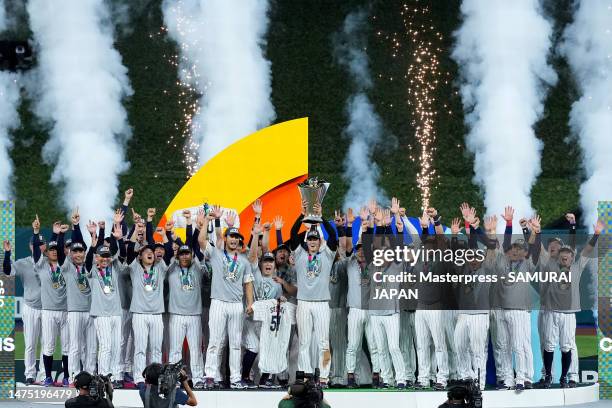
498, 309, 532, 385
169, 314, 204, 383
345, 308, 380, 378
297, 300, 331, 380
41, 310, 69, 356
204, 299, 243, 383
329, 308, 347, 384
399, 311, 417, 382
22, 304, 42, 379
454, 313, 489, 387
242, 317, 261, 353
120, 309, 134, 376
94, 315, 122, 379
68, 311, 97, 379
541, 311, 576, 353
370, 313, 406, 384
490, 309, 508, 384
415, 310, 448, 385
132, 313, 164, 383
444, 310, 458, 380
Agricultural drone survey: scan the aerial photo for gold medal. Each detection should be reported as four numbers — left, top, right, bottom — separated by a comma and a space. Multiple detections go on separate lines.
144, 284, 153, 292
182, 284, 190, 291
52, 282, 60, 289
78, 283, 86, 291
103, 286, 111, 294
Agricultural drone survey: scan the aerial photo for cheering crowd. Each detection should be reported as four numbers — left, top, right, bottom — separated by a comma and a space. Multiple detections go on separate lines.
2, 188, 604, 391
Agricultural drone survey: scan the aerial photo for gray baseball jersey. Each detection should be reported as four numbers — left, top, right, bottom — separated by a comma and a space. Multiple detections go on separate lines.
204, 245, 253, 303
487, 252, 535, 310
276, 263, 297, 304
86, 259, 123, 317
12, 257, 42, 309
34, 256, 67, 311
294, 243, 336, 301
540, 252, 593, 313
415, 261, 444, 308
61, 261, 91, 312
453, 263, 490, 314
368, 261, 402, 316
329, 258, 348, 308
125, 259, 168, 314
252, 263, 282, 301
344, 255, 371, 310
167, 258, 207, 315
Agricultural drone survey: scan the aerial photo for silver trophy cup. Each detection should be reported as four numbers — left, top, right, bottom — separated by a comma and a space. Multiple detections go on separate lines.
298, 178, 330, 223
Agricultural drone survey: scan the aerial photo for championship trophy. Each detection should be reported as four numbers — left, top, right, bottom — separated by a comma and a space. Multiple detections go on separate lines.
297, 177, 330, 223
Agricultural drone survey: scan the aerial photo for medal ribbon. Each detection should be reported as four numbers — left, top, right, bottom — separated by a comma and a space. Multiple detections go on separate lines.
307, 253, 319, 274
143, 266, 157, 287
50, 263, 61, 285
180, 266, 191, 286
224, 250, 238, 273
98, 267, 112, 287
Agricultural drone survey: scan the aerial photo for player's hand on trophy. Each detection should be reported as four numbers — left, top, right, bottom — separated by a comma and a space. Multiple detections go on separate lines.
32, 214, 41, 233
501, 206, 514, 223
300, 200, 308, 216
252, 198, 263, 217
390, 197, 400, 215
71, 207, 80, 225
451, 218, 461, 235
313, 202, 322, 217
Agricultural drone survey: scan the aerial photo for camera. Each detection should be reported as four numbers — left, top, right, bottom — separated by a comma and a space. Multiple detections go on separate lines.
89, 374, 112, 401
158, 360, 187, 398
441, 375, 482, 408
289, 369, 324, 408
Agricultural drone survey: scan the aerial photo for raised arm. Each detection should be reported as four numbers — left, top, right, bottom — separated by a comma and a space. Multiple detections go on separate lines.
57, 223, 68, 265
85, 234, 98, 272
500, 206, 514, 253
289, 202, 307, 251
2, 241, 11, 275
582, 220, 604, 258
566, 213, 577, 251
70, 207, 85, 244
248, 223, 263, 263
345, 208, 354, 256
273, 215, 284, 247
121, 188, 133, 236
145, 208, 156, 245
32, 215, 42, 263
163, 221, 175, 265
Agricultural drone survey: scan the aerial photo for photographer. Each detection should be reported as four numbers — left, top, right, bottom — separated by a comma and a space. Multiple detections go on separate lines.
65, 371, 114, 408
139, 363, 197, 408
278, 371, 331, 408
438, 382, 482, 408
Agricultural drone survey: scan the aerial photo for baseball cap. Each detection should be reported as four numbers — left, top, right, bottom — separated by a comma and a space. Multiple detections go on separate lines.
47, 241, 58, 250
64, 239, 72, 248
30, 234, 46, 246
74, 371, 93, 389
70, 242, 86, 252
139, 243, 156, 253
547, 237, 564, 247
262, 252, 275, 261
96, 246, 111, 257
511, 239, 528, 251
274, 243, 290, 253
177, 245, 191, 255
225, 227, 244, 240
153, 242, 165, 250
559, 245, 575, 255
306, 229, 321, 240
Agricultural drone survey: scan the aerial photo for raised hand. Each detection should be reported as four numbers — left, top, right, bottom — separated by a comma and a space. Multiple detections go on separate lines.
300, 200, 308, 216
501, 206, 514, 223
165, 220, 175, 232
147, 208, 156, 221
451, 218, 461, 235
32, 214, 41, 233
390, 197, 400, 214
419, 209, 430, 228
273, 215, 284, 230
399, 207, 406, 217
484, 215, 498, 233
528, 214, 541, 234
459, 202, 471, 219
334, 210, 344, 226
519, 218, 528, 229
382, 208, 392, 226
209, 205, 222, 220
313, 202, 322, 217
395, 215, 404, 232
359, 206, 369, 221
471, 217, 480, 230
59, 224, 70, 234
226, 211, 237, 228
374, 207, 383, 226
252, 222, 263, 235
86, 220, 97, 235
112, 225, 124, 240
252, 199, 263, 216
196, 209, 206, 228
71, 207, 80, 225
565, 213, 576, 225
98, 220, 106, 230
182, 209, 192, 220
52, 221, 61, 234
263, 221, 271, 231
124, 188, 134, 200
426, 207, 438, 219
113, 208, 125, 225
346, 208, 355, 226
367, 198, 378, 215
594, 219, 604, 235
465, 207, 477, 225
3, 240, 11, 252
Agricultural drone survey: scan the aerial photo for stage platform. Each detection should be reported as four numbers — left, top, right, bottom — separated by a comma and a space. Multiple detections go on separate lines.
19, 383, 598, 408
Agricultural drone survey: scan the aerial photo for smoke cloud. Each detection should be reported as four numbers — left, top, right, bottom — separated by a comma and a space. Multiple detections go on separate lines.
27, 0, 133, 224
560, 0, 612, 229
334, 9, 387, 210
452, 0, 557, 223
162, 0, 275, 170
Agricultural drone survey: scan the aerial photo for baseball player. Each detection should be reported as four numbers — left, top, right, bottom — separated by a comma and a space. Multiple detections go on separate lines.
343, 212, 381, 388
123, 218, 173, 385
534, 219, 602, 388
367, 209, 407, 389
413, 211, 449, 391
288, 201, 338, 386
84, 219, 126, 388
3, 221, 44, 385
32, 218, 71, 387
484, 215, 538, 391
251, 297, 297, 387
197, 206, 254, 389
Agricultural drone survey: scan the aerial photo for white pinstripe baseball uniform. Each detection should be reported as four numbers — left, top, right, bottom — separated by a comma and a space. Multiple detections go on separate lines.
252, 299, 297, 374
294, 242, 335, 380
123, 258, 169, 383
328, 258, 348, 385
87, 258, 125, 379
117, 267, 133, 378
167, 257, 208, 383
11, 256, 42, 380
202, 245, 254, 384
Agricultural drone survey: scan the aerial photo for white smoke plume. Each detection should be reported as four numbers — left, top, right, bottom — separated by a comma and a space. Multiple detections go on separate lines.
162, 0, 275, 170
0, 0, 21, 200
452, 0, 557, 224
335, 9, 387, 210
27, 0, 133, 224
560, 0, 612, 229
